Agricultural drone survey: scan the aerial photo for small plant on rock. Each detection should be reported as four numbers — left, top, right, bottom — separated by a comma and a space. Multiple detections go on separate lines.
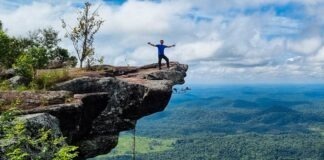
0, 102, 78, 160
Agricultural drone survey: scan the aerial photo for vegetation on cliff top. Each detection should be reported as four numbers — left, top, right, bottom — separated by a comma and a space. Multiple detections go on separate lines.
0, 2, 105, 159
0, 1, 104, 91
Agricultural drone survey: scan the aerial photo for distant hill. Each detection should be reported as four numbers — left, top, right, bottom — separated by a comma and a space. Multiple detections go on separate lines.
250, 106, 323, 126
255, 98, 311, 108
231, 99, 259, 108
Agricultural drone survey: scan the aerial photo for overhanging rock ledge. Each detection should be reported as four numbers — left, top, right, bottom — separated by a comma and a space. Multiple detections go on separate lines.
9, 62, 188, 159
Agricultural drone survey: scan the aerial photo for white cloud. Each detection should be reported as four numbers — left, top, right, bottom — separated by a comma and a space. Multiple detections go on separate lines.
171, 40, 223, 62
287, 56, 302, 63
99, 1, 191, 35
288, 37, 322, 55
0, 2, 63, 35
309, 46, 324, 62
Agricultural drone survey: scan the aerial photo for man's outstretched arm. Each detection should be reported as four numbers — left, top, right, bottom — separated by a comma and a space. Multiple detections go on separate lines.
147, 42, 156, 47
167, 44, 176, 48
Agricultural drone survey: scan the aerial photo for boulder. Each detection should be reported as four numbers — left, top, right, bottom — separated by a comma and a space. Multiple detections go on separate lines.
0, 68, 16, 79
47, 57, 64, 69
8, 75, 30, 87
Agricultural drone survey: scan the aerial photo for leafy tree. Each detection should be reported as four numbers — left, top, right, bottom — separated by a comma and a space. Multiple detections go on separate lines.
29, 28, 59, 49
0, 22, 75, 70
53, 48, 69, 60
0, 31, 33, 69
0, 31, 11, 68
0, 20, 2, 31
14, 47, 48, 80
27, 47, 48, 69
62, 2, 104, 68
67, 55, 78, 67
52, 48, 77, 67
0, 21, 37, 69
28, 28, 74, 61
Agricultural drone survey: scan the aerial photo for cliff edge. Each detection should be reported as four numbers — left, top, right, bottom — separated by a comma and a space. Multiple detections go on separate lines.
0, 62, 188, 159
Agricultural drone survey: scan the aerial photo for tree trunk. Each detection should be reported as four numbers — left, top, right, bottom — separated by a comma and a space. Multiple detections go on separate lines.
80, 60, 83, 68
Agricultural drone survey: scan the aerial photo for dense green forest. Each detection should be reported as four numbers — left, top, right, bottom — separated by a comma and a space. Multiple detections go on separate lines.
92, 85, 324, 160
104, 134, 324, 160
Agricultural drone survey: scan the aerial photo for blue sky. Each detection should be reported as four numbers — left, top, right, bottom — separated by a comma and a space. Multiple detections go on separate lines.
0, 0, 324, 84
104, 0, 127, 5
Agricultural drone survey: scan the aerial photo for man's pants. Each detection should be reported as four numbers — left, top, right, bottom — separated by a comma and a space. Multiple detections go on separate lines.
158, 55, 169, 69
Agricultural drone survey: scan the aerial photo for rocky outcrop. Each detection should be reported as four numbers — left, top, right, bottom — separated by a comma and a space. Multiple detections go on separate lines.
0, 68, 16, 79
8, 76, 30, 87
1, 62, 188, 159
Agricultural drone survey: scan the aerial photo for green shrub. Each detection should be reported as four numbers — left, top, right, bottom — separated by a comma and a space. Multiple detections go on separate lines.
27, 47, 48, 69
0, 31, 13, 68
14, 47, 49, 80
53, 143, 79, 160
15, 85, 29, 92
67, 56, 78, 68
13, 53, 34, 80
0, 80, 11, 91
28, 80, 39, 91
0, 106, 78, 160
0, 31, 31, 69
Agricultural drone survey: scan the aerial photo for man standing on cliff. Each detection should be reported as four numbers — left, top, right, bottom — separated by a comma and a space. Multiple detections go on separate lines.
148, 40, 176, 70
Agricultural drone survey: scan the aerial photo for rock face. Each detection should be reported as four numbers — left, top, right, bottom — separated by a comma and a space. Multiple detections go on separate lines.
7, 62, 188, 159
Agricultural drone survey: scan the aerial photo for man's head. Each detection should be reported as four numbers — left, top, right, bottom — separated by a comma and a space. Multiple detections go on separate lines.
160, 40, 164, 44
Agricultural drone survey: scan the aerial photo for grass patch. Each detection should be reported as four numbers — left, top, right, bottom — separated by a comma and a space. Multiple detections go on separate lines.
93, 134, 175, 159
35, 68, 70, 89
1, 67, 109, 91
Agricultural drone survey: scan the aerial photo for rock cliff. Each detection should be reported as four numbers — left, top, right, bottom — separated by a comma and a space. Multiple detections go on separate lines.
0, 62, 188, 159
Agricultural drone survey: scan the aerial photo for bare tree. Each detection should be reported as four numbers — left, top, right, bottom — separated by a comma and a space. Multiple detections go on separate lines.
62, 2, 104, 68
